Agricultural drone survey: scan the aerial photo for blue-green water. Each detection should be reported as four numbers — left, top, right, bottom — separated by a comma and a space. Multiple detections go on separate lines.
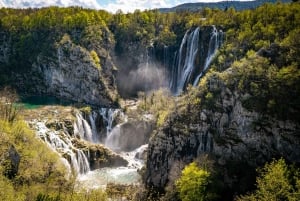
19, 96, 74, 109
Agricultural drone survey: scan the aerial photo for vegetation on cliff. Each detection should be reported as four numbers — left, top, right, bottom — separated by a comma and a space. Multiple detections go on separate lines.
144, 2, 300, 201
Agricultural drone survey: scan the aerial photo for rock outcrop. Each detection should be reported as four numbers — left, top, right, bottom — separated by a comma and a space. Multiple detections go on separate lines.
72, 139, 128, 170
145, 83, 300, 190
25, 34, 117, 106
0, 145, 20, 179
0, 28, 118, 107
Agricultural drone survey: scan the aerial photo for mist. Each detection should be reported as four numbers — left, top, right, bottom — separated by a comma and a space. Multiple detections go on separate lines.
116, 62, 169, 98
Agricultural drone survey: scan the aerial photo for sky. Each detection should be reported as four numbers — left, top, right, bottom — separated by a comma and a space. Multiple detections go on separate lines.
0, 0, 248, 13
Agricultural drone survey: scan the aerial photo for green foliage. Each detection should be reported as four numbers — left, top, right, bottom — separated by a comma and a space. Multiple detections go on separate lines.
0, 7, 112, 75
237, 158, 300, 201
220, 51, 300, 122
176, 162, 213, 201
137, 89, 175, 127
0, 89, 71, 200
0, 174, 22, 201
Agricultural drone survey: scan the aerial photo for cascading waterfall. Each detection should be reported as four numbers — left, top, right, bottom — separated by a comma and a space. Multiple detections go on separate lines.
33, 121, 90, 175
31, 105, 146, 188
32, 108, 123, 177
74, 108, 121, 144
89, 110, 99, 142
169, 26, 223, 95
100, 108, 122, 137
75, 108, 145, 188
74, 112, 93, 142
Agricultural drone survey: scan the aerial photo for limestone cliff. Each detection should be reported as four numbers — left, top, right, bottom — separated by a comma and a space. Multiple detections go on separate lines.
145, 75, 300, 192
0, 28, 118, 107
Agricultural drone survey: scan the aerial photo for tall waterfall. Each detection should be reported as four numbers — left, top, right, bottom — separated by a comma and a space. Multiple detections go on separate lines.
169, 26, 223, 95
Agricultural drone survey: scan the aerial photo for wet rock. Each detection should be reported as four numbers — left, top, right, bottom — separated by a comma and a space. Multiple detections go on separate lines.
72, 139, 128, 170
46, 119, 74, 136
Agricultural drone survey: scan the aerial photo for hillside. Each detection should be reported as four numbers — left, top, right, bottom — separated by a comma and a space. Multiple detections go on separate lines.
159, 0, 292, 12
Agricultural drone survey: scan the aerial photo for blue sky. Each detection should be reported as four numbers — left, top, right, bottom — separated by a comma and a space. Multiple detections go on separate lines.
0, 0, 247, 13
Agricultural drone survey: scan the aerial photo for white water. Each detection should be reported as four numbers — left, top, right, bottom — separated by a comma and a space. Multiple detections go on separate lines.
193, 26, 222, 86
170, 26, 223, 95
32, 120, 90, 175
73, 108, 144, 189
74, 112, 93, 142
77, 144, 146, 189
177, 27, 200, 94
100, 108, 122, 136
32, 107, 144, 189
105, 124, 122, 152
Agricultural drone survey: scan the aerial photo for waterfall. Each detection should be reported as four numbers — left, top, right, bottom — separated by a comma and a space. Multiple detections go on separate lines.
73, 108, 122, 144
178, 27, 200, 94
74, 112, 93, 142
193, 26, 223, 86
34, 121, 90, 175
89, 111, 99, 142
99, 108, 121, 136
169, 26, 223, 95
104, 124, 121, 151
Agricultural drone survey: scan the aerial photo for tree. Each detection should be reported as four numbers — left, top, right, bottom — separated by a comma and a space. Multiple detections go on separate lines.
237, 158, 300, 201
0, 87, 21, 122
176, 162, 212, 201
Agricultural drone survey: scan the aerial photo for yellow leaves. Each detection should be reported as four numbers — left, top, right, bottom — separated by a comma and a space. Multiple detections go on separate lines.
275, 64, 300, 87
176, 162, 211, 201
205, 92, 213, 101
238, 159, 299, 201
90, 50, 101, 70
59, 33, 71, 45
0, 174, 18, 201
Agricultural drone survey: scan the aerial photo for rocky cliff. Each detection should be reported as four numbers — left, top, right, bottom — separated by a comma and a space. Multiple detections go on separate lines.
0, 27, 118, 107
145, 73, 300, 193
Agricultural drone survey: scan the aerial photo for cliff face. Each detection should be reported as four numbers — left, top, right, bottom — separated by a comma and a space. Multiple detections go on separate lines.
0, 28, 118, 107
32, 35, 117, 106
0, 32, 10, 65
145, 81, 300, 190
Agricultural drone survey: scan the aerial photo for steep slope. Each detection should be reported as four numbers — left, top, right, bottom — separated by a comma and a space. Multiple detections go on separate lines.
145, 71, 300, 192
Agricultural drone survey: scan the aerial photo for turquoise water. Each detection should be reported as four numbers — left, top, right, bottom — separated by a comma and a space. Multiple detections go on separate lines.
19, 96, 74, 109
77, 167, 141, 189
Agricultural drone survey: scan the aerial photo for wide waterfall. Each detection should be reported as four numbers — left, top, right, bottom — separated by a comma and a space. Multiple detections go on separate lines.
74, 108, 145, 188
169, 26, 223, 95
33, 121, 90, 175
74, 108, 122, 144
